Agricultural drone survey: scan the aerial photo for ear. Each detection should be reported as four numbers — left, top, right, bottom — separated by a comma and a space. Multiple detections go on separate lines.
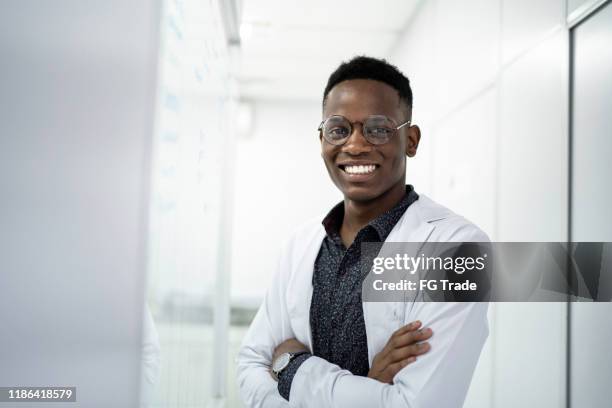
405, 125, 421, 157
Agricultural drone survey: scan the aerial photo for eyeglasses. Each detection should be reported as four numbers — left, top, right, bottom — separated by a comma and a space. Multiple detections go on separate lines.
317, 115, 410, 146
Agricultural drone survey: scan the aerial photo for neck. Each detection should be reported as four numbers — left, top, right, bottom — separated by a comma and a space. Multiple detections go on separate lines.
339, 181, 406, 246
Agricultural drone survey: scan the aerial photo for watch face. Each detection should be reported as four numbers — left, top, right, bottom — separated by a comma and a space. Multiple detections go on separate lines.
272, 352, 291, 373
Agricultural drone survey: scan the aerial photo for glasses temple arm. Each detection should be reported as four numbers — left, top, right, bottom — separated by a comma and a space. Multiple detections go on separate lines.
396, 120, 411, 130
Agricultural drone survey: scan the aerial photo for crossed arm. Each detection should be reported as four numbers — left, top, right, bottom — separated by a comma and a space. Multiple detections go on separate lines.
236, 257, 489, 408
272, 320, 432, 387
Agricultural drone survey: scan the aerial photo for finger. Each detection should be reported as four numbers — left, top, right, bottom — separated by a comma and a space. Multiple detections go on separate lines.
402, 356, 417, 367
391, 320, 421, 338
391, 327, 433, 349
386, 322, 424, 351
381, 322, 427, 360
388, 341, 431, 363
394, 356, 417, 371
384, 356, 417, 381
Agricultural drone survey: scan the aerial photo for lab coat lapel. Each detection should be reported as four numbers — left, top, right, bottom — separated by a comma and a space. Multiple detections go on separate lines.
287, 226, 325, 352
363, 196, 444, 365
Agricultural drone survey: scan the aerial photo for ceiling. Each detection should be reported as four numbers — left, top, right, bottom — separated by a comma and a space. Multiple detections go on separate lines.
236, 0, 421, 102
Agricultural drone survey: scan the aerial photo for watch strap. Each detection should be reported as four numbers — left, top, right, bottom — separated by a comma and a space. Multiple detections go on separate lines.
277, 352, 311, 401
273, 351, 310, 377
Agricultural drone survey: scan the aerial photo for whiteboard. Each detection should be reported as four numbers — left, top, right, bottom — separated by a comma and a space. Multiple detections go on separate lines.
144, 0, 235, 405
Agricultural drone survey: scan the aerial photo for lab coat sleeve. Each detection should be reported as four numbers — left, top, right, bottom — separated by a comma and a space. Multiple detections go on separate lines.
236, 245, 293, 408
289, 301, 488, 408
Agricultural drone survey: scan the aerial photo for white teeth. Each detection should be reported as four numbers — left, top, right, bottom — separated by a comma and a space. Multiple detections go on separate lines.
344, 164, 377, 175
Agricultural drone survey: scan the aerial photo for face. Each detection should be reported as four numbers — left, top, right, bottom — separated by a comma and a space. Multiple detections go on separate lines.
320, 79, 420, 202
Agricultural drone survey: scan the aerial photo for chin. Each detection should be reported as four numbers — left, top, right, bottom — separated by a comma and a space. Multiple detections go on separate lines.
340, 184, 383, 203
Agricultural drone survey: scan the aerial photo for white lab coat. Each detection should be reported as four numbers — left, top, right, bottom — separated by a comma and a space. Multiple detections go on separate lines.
237, 194, 489, 408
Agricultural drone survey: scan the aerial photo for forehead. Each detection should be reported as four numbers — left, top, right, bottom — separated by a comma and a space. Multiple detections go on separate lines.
323, 79, 403, 120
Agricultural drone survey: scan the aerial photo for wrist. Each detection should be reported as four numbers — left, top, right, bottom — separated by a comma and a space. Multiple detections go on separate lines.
272, 351, 310, 380
277, 352, 311, 401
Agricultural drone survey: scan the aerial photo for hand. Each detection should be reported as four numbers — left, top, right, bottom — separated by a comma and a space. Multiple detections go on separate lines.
270, 338, 309, 379
367, 320, 433, 384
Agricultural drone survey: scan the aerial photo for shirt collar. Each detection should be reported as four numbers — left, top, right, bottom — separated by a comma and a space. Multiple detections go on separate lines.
321, 185, 419, 243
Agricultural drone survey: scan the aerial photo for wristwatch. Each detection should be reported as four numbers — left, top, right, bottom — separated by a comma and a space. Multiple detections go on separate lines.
271, 351, 309, 380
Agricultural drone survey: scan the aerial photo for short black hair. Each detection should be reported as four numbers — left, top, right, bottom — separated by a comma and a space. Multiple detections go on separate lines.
323, 55, 413, 110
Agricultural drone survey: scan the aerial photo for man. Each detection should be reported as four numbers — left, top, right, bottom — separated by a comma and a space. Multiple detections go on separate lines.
237, 56, 489, 407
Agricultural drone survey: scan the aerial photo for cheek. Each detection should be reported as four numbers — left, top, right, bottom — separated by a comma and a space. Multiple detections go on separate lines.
380, 147, 406, 173
321, 148, 338, 173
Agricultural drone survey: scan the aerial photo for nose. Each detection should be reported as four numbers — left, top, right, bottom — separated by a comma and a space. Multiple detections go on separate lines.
342, 123, 373, 155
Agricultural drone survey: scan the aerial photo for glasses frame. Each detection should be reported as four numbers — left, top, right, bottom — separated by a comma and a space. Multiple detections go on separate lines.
317, 114, 411, 146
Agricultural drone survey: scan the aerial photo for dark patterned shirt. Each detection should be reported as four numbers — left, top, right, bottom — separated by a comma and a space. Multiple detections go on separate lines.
278, 185, 419, 400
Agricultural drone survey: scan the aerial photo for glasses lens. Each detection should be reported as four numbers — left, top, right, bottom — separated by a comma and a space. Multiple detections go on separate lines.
364, 116, 395, 145
323, 116, 351, 145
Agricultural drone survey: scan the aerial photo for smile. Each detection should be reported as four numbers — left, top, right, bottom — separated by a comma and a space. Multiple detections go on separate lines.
339, 164, 379, 175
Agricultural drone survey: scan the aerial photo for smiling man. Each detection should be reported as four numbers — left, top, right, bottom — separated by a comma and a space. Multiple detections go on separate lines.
237, 56, 489, 408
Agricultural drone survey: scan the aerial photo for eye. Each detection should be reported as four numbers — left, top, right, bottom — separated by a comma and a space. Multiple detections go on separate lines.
368, 127, 393, 135
329, 127, 350, 136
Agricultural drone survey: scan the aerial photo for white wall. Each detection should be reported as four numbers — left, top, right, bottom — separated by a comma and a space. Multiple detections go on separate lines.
390, 0, 569, 407
0, 1, 160, 407
570, 3, 612, 406
230, 100, 341, 302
